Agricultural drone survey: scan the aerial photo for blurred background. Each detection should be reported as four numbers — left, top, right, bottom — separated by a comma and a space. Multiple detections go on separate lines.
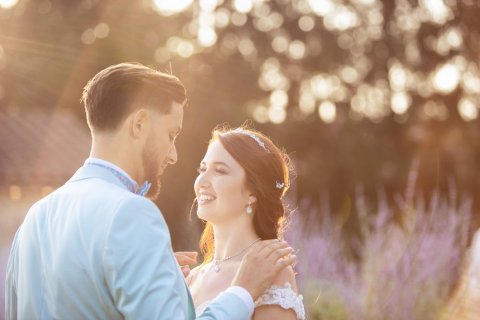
1, 0, 480, 319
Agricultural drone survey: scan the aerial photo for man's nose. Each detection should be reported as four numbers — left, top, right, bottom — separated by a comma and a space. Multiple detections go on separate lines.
167, 144, 178, 164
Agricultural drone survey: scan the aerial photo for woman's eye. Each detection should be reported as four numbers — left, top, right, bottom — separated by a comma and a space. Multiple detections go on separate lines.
196, 166, 227, 174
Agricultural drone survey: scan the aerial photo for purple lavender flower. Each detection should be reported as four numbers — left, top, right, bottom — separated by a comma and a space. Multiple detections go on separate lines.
287, 186, 472, 320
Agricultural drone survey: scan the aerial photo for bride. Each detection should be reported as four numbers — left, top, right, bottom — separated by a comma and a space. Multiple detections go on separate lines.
187, 126, 305, 320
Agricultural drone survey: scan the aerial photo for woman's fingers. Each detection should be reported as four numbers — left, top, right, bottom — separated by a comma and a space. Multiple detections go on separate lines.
232, 239, 297, 300
253, 240, 289, 256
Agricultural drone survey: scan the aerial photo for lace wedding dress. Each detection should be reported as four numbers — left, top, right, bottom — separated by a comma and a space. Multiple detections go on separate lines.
254, 282, 305, 319
196, 282, 305, 319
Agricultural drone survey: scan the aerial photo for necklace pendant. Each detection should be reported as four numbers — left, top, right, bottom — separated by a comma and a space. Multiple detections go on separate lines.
212, 238, 261, 274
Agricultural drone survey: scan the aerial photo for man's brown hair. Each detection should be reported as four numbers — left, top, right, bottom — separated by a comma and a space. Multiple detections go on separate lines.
81, 62, 187, 131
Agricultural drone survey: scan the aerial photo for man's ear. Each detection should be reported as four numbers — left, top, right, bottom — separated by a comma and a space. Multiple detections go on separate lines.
131, 109, 149, 138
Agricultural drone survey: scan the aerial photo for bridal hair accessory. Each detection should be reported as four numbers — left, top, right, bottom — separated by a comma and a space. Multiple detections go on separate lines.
232, 128, 267, 151
230, 129, 287, 191
213, 238, 261, 273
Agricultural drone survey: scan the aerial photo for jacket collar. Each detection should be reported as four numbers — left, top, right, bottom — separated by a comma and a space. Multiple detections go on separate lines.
67, 164, 130, 192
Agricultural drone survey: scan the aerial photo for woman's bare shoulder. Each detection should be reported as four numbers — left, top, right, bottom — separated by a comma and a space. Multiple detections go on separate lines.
271, 265, 298, 291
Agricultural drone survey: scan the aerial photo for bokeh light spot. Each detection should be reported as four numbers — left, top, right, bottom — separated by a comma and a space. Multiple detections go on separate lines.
270, 89, 288, 108
318, 101, 336, 123
0, 0, 18, 9
391, 92, 411, 114
94, 23, 110, 39
307, 0, 334, 17
272, 35, 289, 53
233, 0, 253, 13
432, 63, 460, 93
198, 26, 217, 47
231, 12, 247, 26
252, 105, 269, 123
268, 107, 287, 124
298, 15, 315, 32
289, 40, 306, 60
153, 0, 193, 16
458, 97, 478, 121
81, 29, 96, 45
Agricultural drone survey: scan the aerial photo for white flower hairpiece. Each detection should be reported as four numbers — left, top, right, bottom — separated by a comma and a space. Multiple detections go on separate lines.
232, 128, 267, 151
276, 181, 285, 189
232, 129, 285, 191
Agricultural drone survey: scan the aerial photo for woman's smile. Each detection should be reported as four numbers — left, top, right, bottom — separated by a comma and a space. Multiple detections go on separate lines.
197, 193, 216, 205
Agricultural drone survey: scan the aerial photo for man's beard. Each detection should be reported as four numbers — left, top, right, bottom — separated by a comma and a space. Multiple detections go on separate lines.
142, 137, 162, 200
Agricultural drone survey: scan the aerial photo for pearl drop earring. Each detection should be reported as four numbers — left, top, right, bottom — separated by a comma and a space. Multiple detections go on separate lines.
246, 200, 253, 215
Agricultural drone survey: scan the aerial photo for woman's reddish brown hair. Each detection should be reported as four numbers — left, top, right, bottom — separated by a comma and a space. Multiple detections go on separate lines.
199, 125, 293, 264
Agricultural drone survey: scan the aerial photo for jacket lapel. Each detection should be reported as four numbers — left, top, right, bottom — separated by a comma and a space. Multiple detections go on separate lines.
186, 282, 196, 319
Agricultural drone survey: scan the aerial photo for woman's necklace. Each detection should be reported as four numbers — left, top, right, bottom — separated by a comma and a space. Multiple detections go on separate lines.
213, 238, 261, 273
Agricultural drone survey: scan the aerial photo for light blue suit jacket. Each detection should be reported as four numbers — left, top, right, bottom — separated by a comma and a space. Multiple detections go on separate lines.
5, 165, 250, 319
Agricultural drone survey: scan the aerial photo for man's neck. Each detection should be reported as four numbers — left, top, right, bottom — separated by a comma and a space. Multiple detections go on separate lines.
90, 135, 142, 184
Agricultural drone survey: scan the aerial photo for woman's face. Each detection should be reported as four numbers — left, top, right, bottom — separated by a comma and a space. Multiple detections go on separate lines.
194, 140, 252, 224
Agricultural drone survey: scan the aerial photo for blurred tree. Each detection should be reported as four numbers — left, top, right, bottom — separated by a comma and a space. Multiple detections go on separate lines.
1, 0, 479, 247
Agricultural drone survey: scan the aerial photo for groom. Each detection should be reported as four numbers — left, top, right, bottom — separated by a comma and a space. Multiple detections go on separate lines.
5, 63, 295, 319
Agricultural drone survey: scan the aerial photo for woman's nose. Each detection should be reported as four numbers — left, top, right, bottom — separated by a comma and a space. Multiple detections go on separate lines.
195, 171, 211, 190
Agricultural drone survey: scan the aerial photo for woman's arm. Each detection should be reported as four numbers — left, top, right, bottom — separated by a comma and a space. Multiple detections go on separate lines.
253, 266, 301, 320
